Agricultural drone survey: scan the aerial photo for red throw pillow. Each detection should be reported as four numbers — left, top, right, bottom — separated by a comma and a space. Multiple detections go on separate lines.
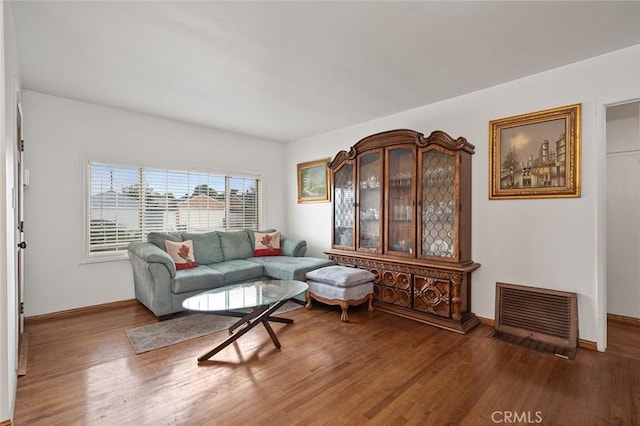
165, 240, 198, 270
254, 231, 281, 257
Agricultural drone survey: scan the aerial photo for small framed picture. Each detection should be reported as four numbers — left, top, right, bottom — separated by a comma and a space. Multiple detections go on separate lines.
489, 104, 581, 199
297, 158, 331, 203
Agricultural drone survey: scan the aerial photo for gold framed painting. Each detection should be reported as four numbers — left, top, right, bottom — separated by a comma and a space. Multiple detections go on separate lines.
297, 158, 331, 203
489, 104, 581, 199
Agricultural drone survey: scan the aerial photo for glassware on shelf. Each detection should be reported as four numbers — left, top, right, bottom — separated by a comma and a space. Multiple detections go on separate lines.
360, 208, 380, 221
392, 204, 412, 221
391, 239, 411, 253
334, 228, 351, 246
422, 165, 455, 186
391, 172, 412, 187
357, 152, 382, 251
387, 148, 414, 254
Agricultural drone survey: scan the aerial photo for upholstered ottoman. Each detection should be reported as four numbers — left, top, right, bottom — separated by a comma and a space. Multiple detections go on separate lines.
305, 265, 375, 322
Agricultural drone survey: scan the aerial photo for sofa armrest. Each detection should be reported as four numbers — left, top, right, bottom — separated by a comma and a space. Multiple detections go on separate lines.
127, 241, 176, 277
281, 237, 307, 257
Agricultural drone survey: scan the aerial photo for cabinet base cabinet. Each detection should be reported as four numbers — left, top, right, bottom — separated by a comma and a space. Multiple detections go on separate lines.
327, 251, 480, 334
374, 302, 480, 334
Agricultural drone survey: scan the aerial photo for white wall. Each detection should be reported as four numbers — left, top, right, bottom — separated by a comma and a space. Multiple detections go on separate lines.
22, 91, 286, 316
286, 44, 640, 343
606, 102, 640, 318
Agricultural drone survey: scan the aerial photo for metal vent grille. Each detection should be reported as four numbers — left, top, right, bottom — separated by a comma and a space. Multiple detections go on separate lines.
495, 282, 578, 351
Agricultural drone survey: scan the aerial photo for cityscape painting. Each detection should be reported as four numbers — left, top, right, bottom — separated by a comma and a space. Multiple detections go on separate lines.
489, 104, 581, 199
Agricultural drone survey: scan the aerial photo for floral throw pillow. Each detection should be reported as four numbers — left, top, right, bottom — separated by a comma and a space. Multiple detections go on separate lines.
165, 240, 198, 270
254, 231, 281, 257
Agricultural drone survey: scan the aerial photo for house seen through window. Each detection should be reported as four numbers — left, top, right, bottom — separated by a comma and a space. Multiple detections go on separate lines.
89, 162, 262, 254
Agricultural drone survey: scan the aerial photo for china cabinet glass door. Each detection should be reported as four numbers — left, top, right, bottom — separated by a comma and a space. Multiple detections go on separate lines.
418, 147, 457, 261
332, 162, 355, 249
357, 151, 382, 252
386, 147, 415, 256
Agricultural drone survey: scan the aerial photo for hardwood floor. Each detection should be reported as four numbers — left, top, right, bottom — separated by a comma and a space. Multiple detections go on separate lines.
14, 303, 640, 425
607, 316, 640, 362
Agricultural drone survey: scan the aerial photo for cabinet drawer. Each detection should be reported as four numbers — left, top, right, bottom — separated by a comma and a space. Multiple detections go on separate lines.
413, 275, 451, 318
374, 270, 412, 307
381, 270, 411, 289
374, 283, 412, 307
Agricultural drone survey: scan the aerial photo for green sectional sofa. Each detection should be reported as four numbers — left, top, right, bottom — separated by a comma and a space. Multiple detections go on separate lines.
127, 229, 334, 318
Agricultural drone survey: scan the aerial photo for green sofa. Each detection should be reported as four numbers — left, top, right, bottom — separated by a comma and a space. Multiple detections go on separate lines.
127, 229, 334, 318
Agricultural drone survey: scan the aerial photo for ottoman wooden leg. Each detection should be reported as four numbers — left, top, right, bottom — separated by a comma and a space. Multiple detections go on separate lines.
305, 291, 313, 309
339, 301, 350, 322
367, 293, 374, 312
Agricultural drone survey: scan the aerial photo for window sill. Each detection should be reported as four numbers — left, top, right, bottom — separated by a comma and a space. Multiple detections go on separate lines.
80, 252, 129, 264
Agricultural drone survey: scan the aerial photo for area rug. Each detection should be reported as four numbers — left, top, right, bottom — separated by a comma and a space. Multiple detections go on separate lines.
125, 301, 303, 354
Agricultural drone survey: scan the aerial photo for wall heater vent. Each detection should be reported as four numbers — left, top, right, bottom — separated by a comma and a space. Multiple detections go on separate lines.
494, 282, 578, 356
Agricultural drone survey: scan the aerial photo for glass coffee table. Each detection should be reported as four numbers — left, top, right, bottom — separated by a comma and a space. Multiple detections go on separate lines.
182, 280, 308, 363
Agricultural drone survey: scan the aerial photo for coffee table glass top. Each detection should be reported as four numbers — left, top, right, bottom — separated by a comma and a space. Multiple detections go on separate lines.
182, 280, 308, 313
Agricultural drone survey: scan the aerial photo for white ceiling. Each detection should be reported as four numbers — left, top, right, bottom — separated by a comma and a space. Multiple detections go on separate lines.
10, 1, 640, 142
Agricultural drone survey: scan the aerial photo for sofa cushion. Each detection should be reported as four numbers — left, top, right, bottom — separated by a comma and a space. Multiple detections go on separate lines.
245, 228, 276, 249
171, 266, 225, 294
182, 231, 224, 264
147, 231, 182, 251
305, 265, 375, 287
248, 256, 334, 281
207, 260, 265, 284
307, 280, 374, 300
254, 231, 281, 257
219, 230, 254, 260
164, 240, 198, 270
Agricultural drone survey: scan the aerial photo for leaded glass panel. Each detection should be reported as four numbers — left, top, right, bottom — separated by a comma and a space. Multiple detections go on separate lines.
333, 163, 354, 247
421, 150, 456, 258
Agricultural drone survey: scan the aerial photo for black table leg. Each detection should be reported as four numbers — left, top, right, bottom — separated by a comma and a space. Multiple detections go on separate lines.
261, 319, 281, 349
197, 300, 291, 363
227, 307, 269, 334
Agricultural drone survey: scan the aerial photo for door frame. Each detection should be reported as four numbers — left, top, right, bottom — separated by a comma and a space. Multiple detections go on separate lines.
15, 102, 24, 333
596, 92, 640, 352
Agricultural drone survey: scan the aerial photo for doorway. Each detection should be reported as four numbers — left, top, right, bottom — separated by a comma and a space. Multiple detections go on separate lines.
605, 101, 640, 357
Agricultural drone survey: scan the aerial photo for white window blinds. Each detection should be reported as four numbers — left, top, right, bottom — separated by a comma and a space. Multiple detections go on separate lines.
88, 162, 263, 254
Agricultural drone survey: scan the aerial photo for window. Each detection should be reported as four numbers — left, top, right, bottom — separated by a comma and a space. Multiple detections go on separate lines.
88, 162, 262, 256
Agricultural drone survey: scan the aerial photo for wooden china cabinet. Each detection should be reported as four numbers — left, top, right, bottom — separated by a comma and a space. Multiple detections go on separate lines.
326, 129, 480, 333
